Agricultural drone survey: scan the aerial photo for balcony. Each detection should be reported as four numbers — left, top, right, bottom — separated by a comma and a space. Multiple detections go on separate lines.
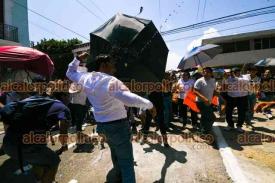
0, 23, 19, 42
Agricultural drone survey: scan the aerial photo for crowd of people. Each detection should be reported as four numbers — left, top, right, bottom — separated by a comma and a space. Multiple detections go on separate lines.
0, 51, 274, 183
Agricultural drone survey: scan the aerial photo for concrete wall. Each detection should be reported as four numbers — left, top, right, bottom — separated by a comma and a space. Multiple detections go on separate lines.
4, 0, 29, 46
203, 48, 275, 67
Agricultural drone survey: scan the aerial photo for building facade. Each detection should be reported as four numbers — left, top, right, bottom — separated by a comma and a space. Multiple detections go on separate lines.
0, 0, 29, 46
72, 42, 90, 56
202, 29, 275, 67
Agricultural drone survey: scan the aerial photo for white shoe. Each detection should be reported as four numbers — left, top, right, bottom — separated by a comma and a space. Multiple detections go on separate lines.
82, 123, 89, 127
266, 113, 273, 120
236, 127, 244, 133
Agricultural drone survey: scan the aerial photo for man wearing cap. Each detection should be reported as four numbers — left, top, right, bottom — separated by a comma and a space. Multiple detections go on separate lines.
224, 67, 249, 132
66, 52, 155, 183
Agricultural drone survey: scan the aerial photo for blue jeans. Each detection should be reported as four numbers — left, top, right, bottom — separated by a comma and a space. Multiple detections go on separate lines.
96, 119, 136, 183
163, 95, 172, 128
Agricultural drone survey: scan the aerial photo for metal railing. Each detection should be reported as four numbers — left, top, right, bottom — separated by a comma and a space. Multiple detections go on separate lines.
0, 23, 19, 42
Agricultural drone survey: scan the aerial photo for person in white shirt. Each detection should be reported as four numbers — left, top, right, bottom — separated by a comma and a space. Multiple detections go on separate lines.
176, 71, 198, 128
193, 67, 216, 134
224, 67, 249, 133
66, 52, 155, 183
68, 82, 88, 146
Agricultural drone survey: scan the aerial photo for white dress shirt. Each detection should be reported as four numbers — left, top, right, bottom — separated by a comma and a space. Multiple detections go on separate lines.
226, 76, 249, 98
66, 58, 153, 123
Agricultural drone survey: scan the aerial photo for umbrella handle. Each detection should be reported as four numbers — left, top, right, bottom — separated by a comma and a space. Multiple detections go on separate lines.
194, 55, 203, 68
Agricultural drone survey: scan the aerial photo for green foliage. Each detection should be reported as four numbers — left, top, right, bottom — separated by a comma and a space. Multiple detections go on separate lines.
34, 38, 82, 79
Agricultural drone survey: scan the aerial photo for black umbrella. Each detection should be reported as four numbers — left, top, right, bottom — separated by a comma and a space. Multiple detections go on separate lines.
88, 13, 168, 82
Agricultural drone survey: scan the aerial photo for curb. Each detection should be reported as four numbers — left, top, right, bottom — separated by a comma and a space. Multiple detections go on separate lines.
212, 122, 248, 183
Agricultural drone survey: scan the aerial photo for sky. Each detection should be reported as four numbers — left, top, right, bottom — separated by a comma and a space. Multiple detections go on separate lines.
26, 0, 275, 70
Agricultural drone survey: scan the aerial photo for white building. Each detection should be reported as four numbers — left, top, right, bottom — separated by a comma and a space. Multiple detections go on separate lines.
72, 42, 90, 56
0, 0, 29, 46
202, 29, 275, 67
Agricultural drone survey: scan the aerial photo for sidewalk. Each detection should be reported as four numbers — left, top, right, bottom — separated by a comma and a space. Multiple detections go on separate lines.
215, 110, 275, 183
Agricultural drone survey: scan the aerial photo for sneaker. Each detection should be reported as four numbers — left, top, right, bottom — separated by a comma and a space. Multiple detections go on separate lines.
224, 126, 234, 131
266, 113, 273, 120
236, 127, 244, 133
82, 123, 89, 127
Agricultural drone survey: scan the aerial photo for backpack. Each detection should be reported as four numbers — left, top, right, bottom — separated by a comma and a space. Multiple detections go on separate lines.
0, 96, 56, 133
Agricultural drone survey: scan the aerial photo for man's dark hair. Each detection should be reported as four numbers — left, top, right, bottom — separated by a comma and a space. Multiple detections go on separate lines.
182, 70, 190, 78
247, 65, 257, 71
203, 67, 213, 73
95, 54, 112, 71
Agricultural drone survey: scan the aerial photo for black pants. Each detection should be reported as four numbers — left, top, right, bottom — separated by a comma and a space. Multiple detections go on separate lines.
172, 101, 179, 116
226, 96, 248, 128
142, 109, 167, 136
68, 103, 87, 131
178, 99, 198, 126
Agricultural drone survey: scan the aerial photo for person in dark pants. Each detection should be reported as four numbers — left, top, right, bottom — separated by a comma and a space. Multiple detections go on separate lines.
141, 92, 169, 147
66, 52, 155, 183
224, 67, 249, 133
193, 68, 216, 134
162, 73, 173, 129
177, 71, 198, 128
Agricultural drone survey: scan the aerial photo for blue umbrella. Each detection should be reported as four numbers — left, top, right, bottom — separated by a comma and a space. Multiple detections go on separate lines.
178, 44, 222, 70
255, 58, 275, 67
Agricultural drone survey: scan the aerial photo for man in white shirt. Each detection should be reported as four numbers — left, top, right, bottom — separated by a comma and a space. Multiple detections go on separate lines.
224, 67, 249, 133
193, 67, 216, 134
66, 52, 154, 183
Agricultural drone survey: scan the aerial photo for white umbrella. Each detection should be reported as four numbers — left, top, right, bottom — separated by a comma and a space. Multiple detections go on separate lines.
255, 58, 275, 67
178, 44, 222, 70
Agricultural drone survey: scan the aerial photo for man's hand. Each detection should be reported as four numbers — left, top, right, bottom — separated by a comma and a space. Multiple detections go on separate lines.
205, 99, 211, 106
77, 52, 89, 62
149, 106, 157, 118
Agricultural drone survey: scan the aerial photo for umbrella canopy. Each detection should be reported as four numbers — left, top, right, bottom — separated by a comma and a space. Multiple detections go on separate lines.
255, 58, 275, 67
178, 44, 222, 70
89, 13, 168, 82
0, 46, 54, 77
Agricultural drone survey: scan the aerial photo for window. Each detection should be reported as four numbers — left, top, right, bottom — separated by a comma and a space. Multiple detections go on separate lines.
262, 38, 270, 49
222, 42, 235, 53
235, 40, 250, 51
254, 39, 262, 50
254, 37, 275, 50
270, 37, 275, 48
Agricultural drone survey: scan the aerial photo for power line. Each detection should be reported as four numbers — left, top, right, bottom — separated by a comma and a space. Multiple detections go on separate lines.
88, 0, 107, 18
75, 0, 103, 21
161, 5, 275, 36
196, 0, 201, 22
29, 21, 63, 39
165, 19, 275, 43
159, 0, 161, 30
12, 0, 89, 41
202, 0, 207, 21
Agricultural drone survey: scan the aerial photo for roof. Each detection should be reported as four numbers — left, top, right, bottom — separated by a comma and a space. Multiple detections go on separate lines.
202, 29, 275, 44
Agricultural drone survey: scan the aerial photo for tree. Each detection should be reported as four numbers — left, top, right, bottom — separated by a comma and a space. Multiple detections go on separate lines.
34, 38, 82, 79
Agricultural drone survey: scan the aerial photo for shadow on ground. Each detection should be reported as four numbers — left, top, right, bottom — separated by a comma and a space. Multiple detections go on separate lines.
143, 143, 187, 183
